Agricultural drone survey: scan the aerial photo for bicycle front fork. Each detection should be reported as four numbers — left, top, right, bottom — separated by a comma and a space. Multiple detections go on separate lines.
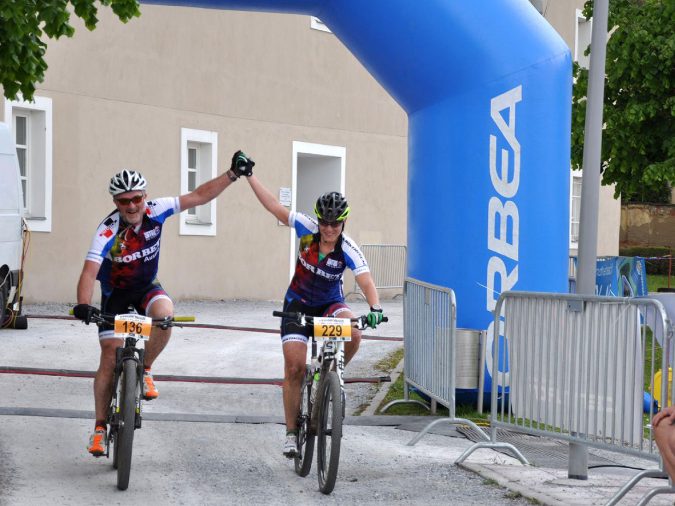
111, 347, 145, 430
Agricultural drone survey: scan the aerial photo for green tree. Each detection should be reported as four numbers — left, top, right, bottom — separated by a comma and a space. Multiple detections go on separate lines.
0, 0, 140, 102
571, 0, 675, 203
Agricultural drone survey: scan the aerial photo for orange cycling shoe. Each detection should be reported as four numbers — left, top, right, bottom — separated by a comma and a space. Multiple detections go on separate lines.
142, 370, 159, 400
88, 426, 107, 456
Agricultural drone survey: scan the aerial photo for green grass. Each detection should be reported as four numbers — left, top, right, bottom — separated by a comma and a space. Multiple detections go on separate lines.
374, 346, 404, 373
378, 372, 445, 416
647, 274, 673, 292
375, 367, 489, 423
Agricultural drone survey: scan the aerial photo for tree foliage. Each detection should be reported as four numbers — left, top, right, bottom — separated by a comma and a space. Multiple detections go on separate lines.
0, 0, 140, 102
571, 0, 675, 202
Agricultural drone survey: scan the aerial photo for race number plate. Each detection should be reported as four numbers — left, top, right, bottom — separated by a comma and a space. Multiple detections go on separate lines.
313, 317, 352, 341
114, 314, 152, 340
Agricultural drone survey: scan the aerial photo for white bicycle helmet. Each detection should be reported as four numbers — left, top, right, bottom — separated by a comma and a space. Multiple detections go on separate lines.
109, 169, 147, 196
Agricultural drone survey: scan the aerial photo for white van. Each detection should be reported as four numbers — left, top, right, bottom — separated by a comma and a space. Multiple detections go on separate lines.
0, 122, 27, 329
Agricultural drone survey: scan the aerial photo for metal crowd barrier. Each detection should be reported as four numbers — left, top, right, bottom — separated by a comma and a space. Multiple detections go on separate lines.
380, 278, 524, 459
346, 245, 406, 299
456, 291, 674, 504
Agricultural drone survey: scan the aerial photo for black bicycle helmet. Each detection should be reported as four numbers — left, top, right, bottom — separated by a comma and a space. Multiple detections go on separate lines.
109, 169, 147, 196
314, 191, 350, 222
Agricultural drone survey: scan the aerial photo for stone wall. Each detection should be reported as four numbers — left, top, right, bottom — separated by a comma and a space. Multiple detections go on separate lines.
620, 204, 675, 248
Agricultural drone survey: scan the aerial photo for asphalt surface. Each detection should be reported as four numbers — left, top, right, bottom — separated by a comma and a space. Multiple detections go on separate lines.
2, 299, 674, 505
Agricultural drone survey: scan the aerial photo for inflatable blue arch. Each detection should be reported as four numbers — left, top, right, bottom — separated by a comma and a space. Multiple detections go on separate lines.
145, 0, 572, 361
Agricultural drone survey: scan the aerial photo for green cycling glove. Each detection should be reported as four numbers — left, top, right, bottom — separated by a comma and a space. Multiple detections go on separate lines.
366, 305, 384, 329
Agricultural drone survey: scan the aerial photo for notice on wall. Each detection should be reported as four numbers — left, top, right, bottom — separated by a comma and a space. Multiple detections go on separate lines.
278, 187, 292, 226
279, 187, 291, 207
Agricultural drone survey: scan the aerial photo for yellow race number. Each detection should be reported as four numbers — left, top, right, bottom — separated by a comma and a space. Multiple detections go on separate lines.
313, 317, 352, 341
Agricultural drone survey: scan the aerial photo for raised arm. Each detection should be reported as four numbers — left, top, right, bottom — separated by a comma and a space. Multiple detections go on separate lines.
246, 174, 290, 225
178, 170, 237, 211
178, 150, 253, 211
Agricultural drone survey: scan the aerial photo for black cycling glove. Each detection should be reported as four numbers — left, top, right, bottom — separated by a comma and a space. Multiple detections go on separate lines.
230, 150, 255, 178
73, 304, 100, 325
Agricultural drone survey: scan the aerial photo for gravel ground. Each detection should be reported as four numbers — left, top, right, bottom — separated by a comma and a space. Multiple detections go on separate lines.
0, 300, 532, 505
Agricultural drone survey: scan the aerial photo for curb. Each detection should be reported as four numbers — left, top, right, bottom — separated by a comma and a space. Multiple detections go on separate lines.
459, 462, 561, 506
361, 358, 404, 416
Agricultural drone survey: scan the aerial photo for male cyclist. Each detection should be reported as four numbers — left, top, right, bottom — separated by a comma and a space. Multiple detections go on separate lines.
73, 151, 251, 456
240, 155, 385, 457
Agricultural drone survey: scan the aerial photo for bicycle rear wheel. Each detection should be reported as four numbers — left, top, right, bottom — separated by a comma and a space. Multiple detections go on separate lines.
116, 359, 138, 490
294, 368, 315, 477
317, 371, 342, 494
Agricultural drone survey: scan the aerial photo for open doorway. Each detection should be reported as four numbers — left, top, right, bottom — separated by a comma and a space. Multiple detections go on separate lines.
289, 141, 346, 278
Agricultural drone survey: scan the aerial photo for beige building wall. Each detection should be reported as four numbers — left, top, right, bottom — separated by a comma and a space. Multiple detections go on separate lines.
3, 3, 621, 303
3, 6, 407, 303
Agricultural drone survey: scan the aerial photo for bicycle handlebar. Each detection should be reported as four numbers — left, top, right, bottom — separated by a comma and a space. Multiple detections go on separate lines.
85, 312, 191, 329
272, 310, 388, 329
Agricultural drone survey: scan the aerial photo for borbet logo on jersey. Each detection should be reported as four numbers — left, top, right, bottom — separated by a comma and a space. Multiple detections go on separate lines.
113, 241, 160, 263
299, 256, 316, 273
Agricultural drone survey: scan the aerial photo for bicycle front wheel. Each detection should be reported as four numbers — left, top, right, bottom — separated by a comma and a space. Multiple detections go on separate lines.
317, 370, 342, 495
116, 359, 138, 490
294, 368, 315, 477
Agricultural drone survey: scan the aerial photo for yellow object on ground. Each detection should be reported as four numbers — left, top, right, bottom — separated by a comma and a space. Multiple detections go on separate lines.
653, 368, 673, 408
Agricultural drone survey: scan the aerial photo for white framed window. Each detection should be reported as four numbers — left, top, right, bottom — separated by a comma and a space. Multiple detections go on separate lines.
310, 17, 331, 33
570, 169, 582, 248
187, 144, 199, 217
4, 96, 53, 232
575, 9, 592, 69
179, 128, 217, 236
14, 114, 29, 210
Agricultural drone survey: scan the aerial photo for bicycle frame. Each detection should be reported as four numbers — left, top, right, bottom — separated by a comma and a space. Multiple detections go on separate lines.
311, 335, 347, 420
77, 309, 183, 490
87, 312, 179, 441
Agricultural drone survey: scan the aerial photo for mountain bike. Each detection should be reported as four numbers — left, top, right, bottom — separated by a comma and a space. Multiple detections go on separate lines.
273, 310, 387, 494
86, 311, 179, 490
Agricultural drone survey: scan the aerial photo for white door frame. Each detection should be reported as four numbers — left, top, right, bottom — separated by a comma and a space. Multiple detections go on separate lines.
289, 141, 346, 279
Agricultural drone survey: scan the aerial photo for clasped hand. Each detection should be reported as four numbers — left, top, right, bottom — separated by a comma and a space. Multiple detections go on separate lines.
230, 150, 255, 178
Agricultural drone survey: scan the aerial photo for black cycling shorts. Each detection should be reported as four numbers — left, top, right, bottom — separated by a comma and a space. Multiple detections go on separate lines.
97, 281, 170, 339
280, 298, 351, 344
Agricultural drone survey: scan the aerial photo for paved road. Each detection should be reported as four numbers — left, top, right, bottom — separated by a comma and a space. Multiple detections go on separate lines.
0, 300, 531, 505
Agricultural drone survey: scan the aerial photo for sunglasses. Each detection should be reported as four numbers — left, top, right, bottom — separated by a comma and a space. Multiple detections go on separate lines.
115, 195, 145, 206
318, 219, 342, 228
